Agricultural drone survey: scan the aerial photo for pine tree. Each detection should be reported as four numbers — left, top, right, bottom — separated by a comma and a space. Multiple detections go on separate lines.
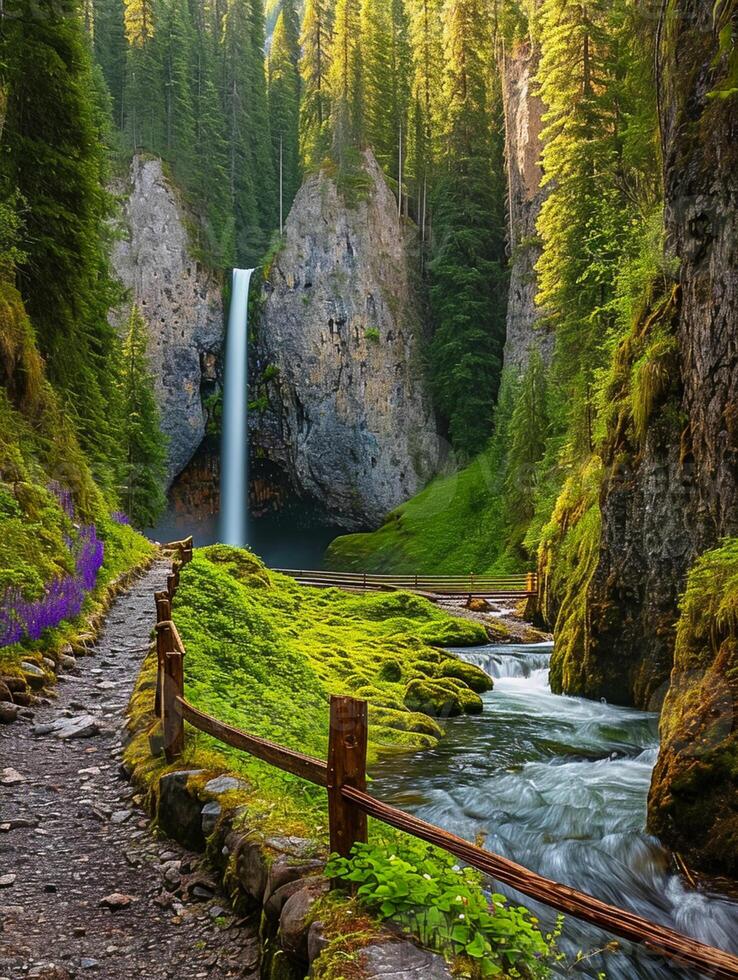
535, 0, 640, 449
247, 0, 278, 242
299, 0, 334, 167
328, 0, 363, 152
503, 351, 549, 551
93, 0, 127, 125
190, 9, 233, 264
123, 0, 164, 151
2, 0, 125, 487
158, 0, 196, 180
221, 0, 276, 263
269, 5, 302, 224
361, 0, 410, 185
406, 0, 444, 232
428, 0, 507, 456
118, 306, 168, 527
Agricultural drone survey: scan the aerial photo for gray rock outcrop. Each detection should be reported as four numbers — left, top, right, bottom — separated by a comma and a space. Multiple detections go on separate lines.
501, 39, 553, 372
111, 156, 224, 485
252, 150, 440, 530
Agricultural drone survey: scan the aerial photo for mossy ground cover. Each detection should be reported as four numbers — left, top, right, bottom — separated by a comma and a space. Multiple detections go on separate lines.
125, 545, 557, 977
128, 544, 489, 835
0, 282, 154, 676
326, 449, 520, 575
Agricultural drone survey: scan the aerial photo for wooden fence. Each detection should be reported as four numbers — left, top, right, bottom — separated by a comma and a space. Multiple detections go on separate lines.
152, 540, 738, 979
273, 568, 538, 600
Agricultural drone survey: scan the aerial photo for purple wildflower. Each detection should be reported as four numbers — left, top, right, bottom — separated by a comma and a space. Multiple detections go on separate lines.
111, 510, 131, 526
0, 491, 106, 648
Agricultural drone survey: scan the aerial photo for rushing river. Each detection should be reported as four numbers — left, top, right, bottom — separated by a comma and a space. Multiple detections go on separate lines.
371, 642, 738, 978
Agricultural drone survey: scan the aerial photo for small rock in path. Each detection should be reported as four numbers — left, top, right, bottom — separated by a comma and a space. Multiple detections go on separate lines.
32, 715, 100, 740
0, 874, 17, 888
1, 767, 25, 785
99, 892, 136, 910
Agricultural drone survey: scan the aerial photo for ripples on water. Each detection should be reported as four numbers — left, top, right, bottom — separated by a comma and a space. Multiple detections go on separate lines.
371, 643, 738, 978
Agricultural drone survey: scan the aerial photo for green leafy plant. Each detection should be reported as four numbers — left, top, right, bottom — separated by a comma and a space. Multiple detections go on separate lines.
364, 327, 380, 343
325, 839, 552, 977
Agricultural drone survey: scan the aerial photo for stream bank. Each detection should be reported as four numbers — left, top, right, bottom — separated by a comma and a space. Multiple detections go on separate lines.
371, 642, 738, 979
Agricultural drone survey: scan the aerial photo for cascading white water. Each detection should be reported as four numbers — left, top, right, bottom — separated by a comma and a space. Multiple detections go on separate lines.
219, 268, 254, 548
372, 642, 738, 978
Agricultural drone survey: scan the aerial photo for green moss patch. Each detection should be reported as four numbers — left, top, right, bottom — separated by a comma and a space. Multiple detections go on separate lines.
0, 283, 154, 674
325, 448, 521, 575
129, 545, 488, 834
648, 539, 738, 875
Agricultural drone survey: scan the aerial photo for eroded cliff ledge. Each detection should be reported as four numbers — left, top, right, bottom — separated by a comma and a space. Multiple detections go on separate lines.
111, 156, 224, 486
251, 151, 440, 530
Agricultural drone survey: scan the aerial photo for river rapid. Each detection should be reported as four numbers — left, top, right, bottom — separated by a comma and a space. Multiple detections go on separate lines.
371, 642, 738, 978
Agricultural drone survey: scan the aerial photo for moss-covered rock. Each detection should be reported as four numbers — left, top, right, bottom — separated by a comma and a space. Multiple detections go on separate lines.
647, 540, 738, 875
402, 677, 483, 717
368, 704, 443, 738
438, 659, 493, 693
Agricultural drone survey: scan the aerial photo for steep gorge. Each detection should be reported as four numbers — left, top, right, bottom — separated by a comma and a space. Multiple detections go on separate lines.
543, 0, 738, 871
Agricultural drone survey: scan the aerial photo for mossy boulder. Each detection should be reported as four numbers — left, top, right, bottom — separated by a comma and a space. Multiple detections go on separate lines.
484, 619, 512, 643
200, 544, 272, 589
368, 704, 443, 738
403, 678, 482, 717
378, 658, 402, 682
438, 658, 493, 693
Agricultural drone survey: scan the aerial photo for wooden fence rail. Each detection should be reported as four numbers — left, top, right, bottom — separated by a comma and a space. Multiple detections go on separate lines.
272, 568, 539, 600
152, 540, 738, 979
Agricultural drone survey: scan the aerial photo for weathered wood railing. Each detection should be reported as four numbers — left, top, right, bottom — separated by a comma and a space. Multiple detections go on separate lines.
273, 568, 538, 600
152, 541, 738, 979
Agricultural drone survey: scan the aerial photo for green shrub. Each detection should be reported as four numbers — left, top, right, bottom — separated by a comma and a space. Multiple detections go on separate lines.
325, 838, 552, 978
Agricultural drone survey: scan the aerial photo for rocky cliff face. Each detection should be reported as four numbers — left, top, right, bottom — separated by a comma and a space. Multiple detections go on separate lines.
501, 40, 552, 372
543, 0, 738, 872
252, 151, 440, 530
111, 156, 223, 485
573, 0, 738, 711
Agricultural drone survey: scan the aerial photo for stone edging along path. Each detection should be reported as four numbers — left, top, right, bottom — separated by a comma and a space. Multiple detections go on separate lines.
1, 554, 454, 979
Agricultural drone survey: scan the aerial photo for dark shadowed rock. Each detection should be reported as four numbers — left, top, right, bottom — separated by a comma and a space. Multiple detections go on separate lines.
360, 942, 452, 979
157, 770, 205, 852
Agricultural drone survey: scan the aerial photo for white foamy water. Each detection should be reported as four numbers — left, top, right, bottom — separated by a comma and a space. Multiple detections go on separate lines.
372, 643, 738, 978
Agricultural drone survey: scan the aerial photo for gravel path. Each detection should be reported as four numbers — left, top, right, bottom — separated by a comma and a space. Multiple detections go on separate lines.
0, 560, 260, 980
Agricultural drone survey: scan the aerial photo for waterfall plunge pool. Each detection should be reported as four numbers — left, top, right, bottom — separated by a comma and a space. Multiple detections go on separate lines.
370, 643, 738, 978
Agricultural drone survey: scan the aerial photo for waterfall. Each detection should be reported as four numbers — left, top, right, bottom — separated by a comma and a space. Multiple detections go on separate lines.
219, 268, 254, 547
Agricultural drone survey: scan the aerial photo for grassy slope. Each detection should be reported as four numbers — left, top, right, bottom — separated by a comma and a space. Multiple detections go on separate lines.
325, 449, 522, 575
0, 281, 153, 676
128, 545, 489, 835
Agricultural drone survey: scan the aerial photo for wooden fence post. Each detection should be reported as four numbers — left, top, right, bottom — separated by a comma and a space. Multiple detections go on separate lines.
157, 622, 184, 761
154, 592, 171, 717
526, 571, 536, 594
327, 696, 368, 864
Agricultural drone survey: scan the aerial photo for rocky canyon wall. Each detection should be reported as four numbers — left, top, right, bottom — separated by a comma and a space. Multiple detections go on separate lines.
252, 151, 440, 530
501, 39, 553, 373
542, 0, 738, 872
110, 156, 223, 486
